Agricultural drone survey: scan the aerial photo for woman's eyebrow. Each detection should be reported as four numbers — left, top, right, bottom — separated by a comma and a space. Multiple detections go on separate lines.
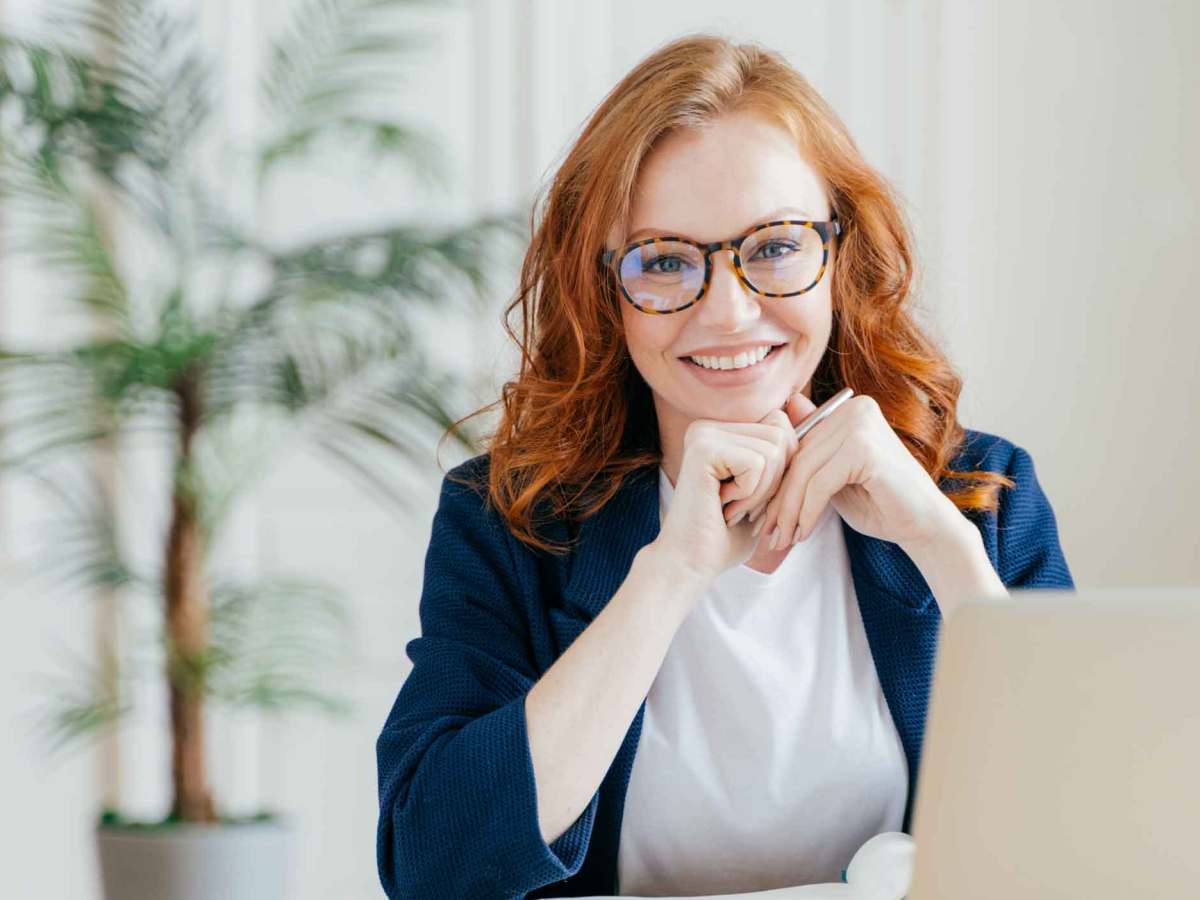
625, 205, 821, 242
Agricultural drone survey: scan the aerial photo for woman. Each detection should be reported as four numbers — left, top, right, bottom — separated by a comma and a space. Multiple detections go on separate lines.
376, 34, 1073, 899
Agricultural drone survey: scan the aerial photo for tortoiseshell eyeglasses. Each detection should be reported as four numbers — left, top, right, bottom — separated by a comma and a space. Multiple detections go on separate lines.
598, 215, 841, 315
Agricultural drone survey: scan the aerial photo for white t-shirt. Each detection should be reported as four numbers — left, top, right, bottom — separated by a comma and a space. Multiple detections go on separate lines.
616, 468, 908, 895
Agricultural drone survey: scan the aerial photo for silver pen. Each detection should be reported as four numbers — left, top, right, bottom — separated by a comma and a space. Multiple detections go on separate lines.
793, 385, 855, 441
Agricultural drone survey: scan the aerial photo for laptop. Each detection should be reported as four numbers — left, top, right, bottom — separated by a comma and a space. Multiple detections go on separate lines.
908, 586, 1200, 899
564, 586, 1200, 899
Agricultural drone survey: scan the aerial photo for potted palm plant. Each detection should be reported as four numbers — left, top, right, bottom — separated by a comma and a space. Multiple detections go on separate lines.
0, 1, 514, 897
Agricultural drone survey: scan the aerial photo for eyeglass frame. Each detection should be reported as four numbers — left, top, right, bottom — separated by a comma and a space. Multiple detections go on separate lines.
597, 215, 842, 315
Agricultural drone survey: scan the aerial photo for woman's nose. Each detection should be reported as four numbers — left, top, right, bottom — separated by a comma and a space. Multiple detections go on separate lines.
695, 248, 761, 330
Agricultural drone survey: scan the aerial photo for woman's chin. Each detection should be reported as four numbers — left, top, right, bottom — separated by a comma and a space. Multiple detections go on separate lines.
654, 360, 806, 423
685, 390, 791, 423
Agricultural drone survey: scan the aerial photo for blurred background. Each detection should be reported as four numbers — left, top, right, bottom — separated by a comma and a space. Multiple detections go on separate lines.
1, 1, 1197, 898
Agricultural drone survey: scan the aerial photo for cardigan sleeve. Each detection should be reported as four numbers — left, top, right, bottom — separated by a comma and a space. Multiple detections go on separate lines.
375, 466, 599, 900
995, 444, 1076, 590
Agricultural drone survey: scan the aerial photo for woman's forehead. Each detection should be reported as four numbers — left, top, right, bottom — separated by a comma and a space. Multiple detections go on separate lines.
620, 120, 829, 246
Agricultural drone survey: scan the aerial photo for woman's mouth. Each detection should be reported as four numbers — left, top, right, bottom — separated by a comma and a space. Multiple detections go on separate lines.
678, 343, 787, 387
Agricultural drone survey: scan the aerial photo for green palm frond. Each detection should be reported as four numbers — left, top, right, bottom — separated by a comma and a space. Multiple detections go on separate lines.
0, 313, 224, 469
0, 153, 133, 329
0, 31, 146, 179
258, 0, 447, 183
26, 629, 130, 758
205, 315, 422, 511
204, 285, 412, 417
270, 210, 526, 303
39, 0, 214, 173
2, 0, 214, 259
204, 577, 355, 714
185, 411, 289, 542
0, 347, 115, 469
202, 287, 480, 514
307, 364, 481, 514
208, 210, 525, 361
15, 463, 147, 597
259, 117, 443, 179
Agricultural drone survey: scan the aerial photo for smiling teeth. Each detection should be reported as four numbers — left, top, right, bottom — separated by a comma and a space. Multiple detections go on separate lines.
689, 345, 773, 370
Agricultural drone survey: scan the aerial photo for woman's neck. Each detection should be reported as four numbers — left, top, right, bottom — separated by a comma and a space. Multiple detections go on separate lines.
655, 402, 687, 489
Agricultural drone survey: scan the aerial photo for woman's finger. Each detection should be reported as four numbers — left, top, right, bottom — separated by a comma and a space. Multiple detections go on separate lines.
723, 411, 797, 522
791, 450, 858, 544
715, 436, 792, 520
744, 409, 802, 523
755, 418, 848, 548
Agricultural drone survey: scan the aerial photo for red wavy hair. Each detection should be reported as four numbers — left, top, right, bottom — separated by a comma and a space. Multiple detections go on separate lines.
443, 33, 1013, 555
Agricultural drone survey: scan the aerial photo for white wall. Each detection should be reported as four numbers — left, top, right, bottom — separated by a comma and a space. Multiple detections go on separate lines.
2, 1, 1197, 898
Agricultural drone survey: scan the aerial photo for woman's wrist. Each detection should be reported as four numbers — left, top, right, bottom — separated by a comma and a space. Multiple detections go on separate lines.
635, 541, 713, 616
900, 509, 1007, 621
899, 492, 976, 559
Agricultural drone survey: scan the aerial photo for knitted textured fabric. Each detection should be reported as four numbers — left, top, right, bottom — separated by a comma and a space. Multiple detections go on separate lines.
376, 428, 1075, 899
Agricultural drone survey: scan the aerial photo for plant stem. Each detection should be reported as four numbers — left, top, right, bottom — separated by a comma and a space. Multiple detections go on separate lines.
164, 370, 216, 822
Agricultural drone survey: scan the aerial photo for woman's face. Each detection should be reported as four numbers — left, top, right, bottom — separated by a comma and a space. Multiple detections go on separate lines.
612, 109, 835, 443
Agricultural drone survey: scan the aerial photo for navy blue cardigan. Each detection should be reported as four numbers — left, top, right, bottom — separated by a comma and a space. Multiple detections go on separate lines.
376, 428, 1074, 899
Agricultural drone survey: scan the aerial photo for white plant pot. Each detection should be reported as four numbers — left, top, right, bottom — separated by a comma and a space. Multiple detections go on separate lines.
95, 816, 295, 900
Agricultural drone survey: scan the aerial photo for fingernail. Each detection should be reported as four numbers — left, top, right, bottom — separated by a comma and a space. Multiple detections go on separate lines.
768, 526, 781, 550
752, 517, 766, 537
748, 506, 762, 523
729, 511, 746, 527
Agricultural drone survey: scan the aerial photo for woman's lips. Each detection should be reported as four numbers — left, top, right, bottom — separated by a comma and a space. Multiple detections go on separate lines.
678, 344, 785, 386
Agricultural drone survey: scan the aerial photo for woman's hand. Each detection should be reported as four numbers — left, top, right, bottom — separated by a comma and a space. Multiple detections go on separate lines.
652, 408, 798, 585
753, 390, 959, 551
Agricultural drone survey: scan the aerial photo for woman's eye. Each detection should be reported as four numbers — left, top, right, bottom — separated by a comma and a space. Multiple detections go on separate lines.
752, 240, 799, 260
645, 255, 689, 274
